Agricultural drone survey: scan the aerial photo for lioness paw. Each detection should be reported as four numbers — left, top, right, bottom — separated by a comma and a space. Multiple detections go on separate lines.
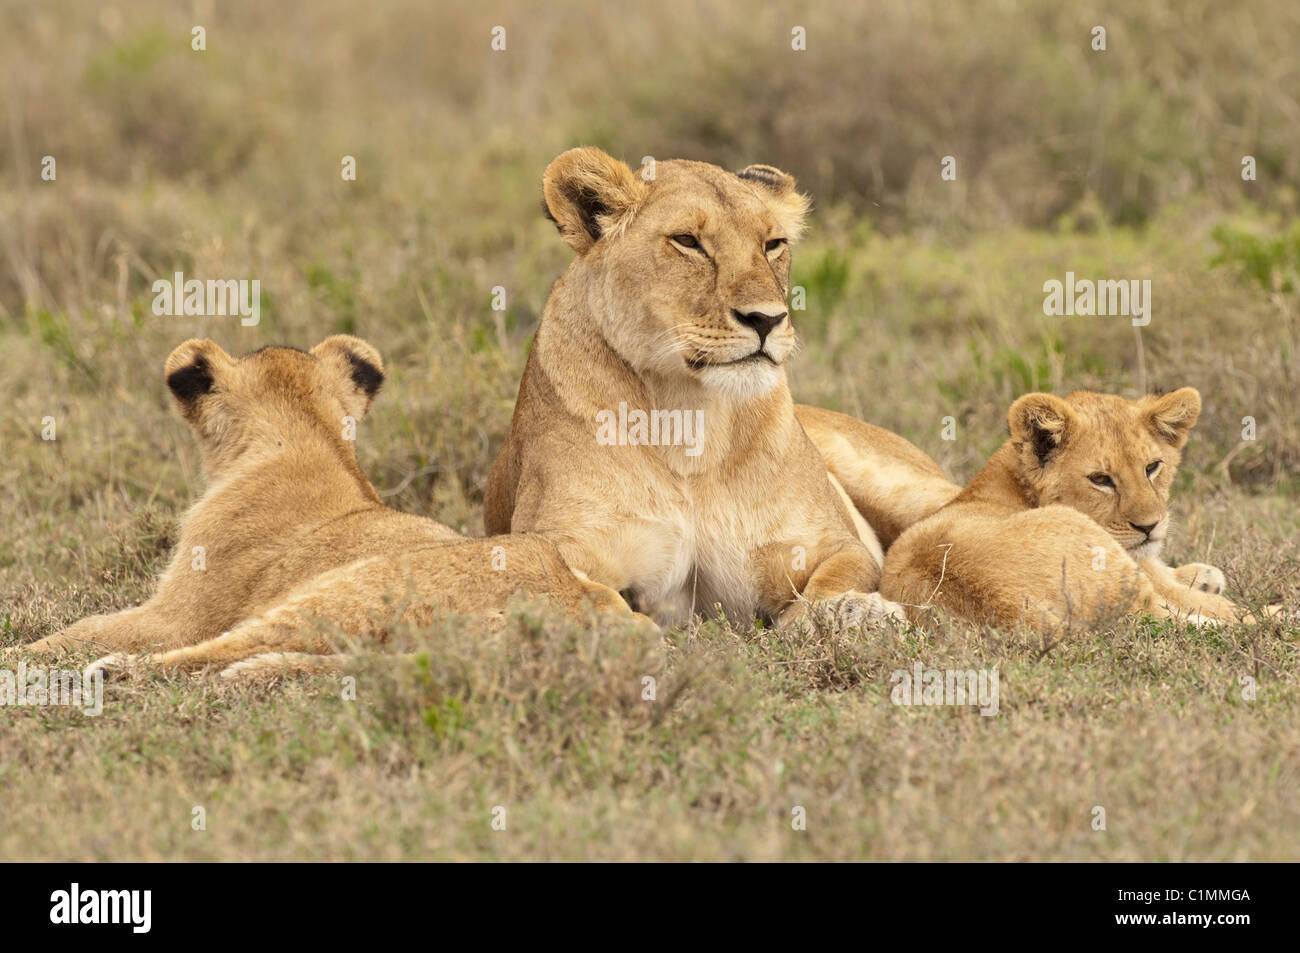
832, 590, 907, 630
783, 590, 904, 633
1174, 563, 1226, 595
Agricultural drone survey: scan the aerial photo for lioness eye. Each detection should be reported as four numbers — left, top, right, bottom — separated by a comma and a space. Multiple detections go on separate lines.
671, 234, 699, 249
765, 238, 787, 254
1088, 473, 1115, 487
1146, 461, 1161, 476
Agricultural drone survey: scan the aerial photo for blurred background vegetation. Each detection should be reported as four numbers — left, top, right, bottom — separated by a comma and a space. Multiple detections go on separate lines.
1, 0, 1297, 583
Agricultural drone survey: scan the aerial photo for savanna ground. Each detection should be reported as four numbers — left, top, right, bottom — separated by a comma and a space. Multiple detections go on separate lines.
1, 0, 1298, 860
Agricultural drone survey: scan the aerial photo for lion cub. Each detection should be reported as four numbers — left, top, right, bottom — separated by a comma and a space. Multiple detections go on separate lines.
880, 387, 1248, 630
24, 336, 645, 676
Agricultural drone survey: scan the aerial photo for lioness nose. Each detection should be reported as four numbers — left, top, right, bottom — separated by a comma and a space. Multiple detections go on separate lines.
1129, 521, 1158, 537
733, 308, 787, 345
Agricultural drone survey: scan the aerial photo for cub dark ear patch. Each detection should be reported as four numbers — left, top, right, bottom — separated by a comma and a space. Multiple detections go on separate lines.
346, 350, 383, 397
1029, 424, 1060, 468
1009, 395, 1070, 469
166, 354, 213, 402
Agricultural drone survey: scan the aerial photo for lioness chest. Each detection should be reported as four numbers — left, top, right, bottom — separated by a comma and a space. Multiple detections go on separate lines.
607, 478, 801, 625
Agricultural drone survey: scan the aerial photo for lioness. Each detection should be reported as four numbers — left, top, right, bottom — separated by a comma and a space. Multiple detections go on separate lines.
22, 335, 645, 677
879, 387, 1251, 630
485, 147, 946, 628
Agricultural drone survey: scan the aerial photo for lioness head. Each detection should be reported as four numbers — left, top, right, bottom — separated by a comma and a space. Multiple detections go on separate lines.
163, 335, 384, 477
542, 146, 810, 400
1007, 388, 1202, 559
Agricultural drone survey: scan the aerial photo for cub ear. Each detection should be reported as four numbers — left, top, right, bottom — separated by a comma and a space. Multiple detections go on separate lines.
310, 334, 385, 420
164, 339, 232, 418
1140, 387, 1201, 447
1008, 392, 1074, 467
542, 146, 649, 254
736, 164, 811, 242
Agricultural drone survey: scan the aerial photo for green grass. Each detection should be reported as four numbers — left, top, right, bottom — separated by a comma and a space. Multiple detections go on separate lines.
1, 0, 1298, 860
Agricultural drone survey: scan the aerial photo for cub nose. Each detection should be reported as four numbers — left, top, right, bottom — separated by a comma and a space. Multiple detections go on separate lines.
1129, 521, 1158, 537
732, 308, 787, 345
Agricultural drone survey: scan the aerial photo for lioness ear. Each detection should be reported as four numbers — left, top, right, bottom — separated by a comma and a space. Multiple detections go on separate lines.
542, 147, 648, 254
310, 335, 385, 420
737, 164, 811, 242
1008, 393, 1074, 467
164, 339, 232, 420
1141, 387, 1201, 447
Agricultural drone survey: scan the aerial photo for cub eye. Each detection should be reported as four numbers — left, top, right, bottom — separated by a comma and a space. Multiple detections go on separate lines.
1088, 473, 1115, 488
765, 237, 787, 255
1146, 460, 1162, 476
671, 234, 699, 249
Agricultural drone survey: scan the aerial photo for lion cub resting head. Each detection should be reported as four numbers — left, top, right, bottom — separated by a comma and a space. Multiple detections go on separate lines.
881, 387, 1249, 630
1002, 388, 1202, 560
24, 336, 646, 677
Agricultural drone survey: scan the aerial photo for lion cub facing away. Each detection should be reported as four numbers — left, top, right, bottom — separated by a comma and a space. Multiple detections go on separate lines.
24, 336, 646, 677
880, 387, 1248, 631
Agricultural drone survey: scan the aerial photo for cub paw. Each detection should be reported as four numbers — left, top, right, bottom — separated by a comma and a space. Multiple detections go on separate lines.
219, 653, 348, 681
1259, 604, 1299, 623
21, 634, 76, 656
1173, 563, 1226, 595
219, 653, 294, 681
83, 653, 134, 681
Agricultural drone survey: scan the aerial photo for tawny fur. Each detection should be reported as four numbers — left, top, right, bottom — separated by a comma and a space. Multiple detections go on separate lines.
879, 387, 1254, 630
23, 336, 648, 674
795, 405, 963, 549
485, 147, 921, 628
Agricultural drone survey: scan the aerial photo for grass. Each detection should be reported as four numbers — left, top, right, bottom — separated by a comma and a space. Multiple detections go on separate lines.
1, 0, 1298, 861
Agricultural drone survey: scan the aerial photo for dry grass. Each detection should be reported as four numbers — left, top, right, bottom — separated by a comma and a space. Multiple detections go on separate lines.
1, 0, 1298, 860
